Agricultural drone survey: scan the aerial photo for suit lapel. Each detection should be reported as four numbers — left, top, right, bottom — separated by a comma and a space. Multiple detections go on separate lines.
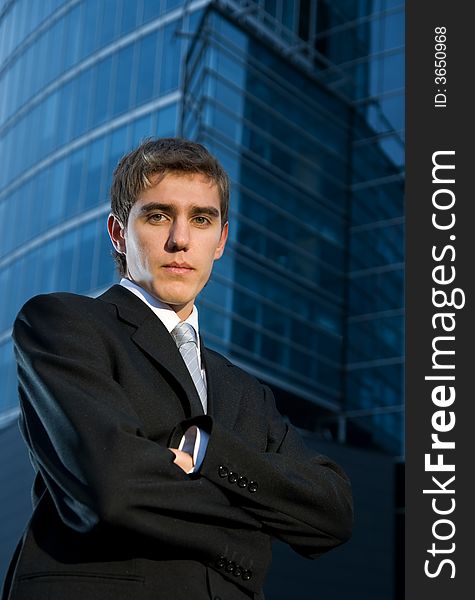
99, 285, 204, 418
201, 345, 242, 430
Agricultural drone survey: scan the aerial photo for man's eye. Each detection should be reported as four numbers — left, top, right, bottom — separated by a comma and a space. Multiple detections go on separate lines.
148, 214, 166, 223
193, 216, 210, 225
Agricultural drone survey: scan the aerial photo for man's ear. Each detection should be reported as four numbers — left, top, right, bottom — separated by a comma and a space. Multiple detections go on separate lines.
107, 214, 126, 254
214, 221, 229, 260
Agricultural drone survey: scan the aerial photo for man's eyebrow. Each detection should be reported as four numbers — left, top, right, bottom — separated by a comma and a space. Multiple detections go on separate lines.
139, 202, 175, 214
189, 205, 220, 218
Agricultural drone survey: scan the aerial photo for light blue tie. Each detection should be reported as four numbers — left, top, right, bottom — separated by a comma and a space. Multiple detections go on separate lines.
171, 322, 207, 413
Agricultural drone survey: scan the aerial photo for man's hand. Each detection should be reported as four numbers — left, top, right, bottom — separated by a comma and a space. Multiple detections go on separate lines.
169, 448, 194, 473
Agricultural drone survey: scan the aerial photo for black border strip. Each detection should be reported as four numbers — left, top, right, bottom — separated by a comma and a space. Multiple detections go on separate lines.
406, 2, 473, 597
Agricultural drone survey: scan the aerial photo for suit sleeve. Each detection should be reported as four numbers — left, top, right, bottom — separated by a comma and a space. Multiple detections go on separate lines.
175, 385, 353, 559
13, 294, 270, 586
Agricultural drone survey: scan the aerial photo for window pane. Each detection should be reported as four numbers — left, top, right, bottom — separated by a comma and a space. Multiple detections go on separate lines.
143, 0, 162, 22
47, 19, 64, 81
113, 44, 134, 116
47, 159, 67, 227
63, 4, 81, 70
92, 56, 113, 126
38, 237, 60, 294
57, 230, 78, 291
96, 229, 115, 289
105, 126, 129, 189
157, 103, 177, 137
130, 113, 153, 146
136, 32, 158, 105
98, 0, 118, 48
160, 22, 180, 93
75, 221, 97, 293
71, 69, 93, 139
80, 0, 98, 59
119, 0, 139, 35
65, 149, 86, 217
84, 137, 106, 209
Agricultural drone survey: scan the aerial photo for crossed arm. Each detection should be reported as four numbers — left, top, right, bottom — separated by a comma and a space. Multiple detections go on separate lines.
13, 294, 353, 572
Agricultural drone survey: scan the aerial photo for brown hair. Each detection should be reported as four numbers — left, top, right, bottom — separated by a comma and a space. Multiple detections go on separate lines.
110, 137, 230, 276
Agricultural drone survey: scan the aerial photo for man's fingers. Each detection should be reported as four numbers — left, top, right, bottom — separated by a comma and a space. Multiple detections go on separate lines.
169, 448, 194, 473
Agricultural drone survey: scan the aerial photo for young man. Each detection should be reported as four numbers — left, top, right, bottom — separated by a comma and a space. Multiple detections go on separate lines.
2, 138, 353, 600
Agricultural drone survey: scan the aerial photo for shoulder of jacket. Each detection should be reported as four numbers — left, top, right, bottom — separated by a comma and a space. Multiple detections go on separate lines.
20, 291, 98, 311
16, 292, 111, 326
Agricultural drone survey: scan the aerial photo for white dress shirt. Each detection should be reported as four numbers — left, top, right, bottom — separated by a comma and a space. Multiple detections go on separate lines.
120, 278, 209, 473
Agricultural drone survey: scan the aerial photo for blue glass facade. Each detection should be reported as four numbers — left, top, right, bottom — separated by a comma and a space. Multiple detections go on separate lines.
181, 2, 404, 453
0, 0, 195, 417
183, 10, 349, 412
0, 1, 404, 446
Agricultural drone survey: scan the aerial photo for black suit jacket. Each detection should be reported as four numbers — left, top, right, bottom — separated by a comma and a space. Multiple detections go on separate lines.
2, 285, 353, 600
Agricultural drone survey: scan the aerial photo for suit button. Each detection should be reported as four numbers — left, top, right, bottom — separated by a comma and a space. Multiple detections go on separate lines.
215, 556, 226, 569
248, 480, 258, 493
242, 569, 252, 580
218, 465, 229, 478
233, 566, 243, 577
214, 597, 222, 600
237, 476, 248, 488
225, 560, 236, 573
228, 471, 239, 484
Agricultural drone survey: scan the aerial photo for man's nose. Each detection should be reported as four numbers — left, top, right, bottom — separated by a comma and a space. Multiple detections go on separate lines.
167, 218, 190, 251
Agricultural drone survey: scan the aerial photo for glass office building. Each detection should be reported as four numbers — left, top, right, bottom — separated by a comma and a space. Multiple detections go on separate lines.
0, 0, 404, 595
0, 0, 404, 450
181, 1, 404, 454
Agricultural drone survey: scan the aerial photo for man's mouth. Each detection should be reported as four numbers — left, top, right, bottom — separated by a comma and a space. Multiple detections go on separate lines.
162, 262, 194, 274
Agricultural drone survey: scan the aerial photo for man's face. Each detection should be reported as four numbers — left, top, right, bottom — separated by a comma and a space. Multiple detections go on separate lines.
108, 172, 228, 319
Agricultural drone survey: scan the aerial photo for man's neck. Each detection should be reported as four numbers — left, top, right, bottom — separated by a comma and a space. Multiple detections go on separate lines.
120, 278, 198, 326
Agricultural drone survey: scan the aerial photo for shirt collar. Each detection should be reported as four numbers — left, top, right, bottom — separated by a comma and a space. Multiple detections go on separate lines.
119, 278, 200, 341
